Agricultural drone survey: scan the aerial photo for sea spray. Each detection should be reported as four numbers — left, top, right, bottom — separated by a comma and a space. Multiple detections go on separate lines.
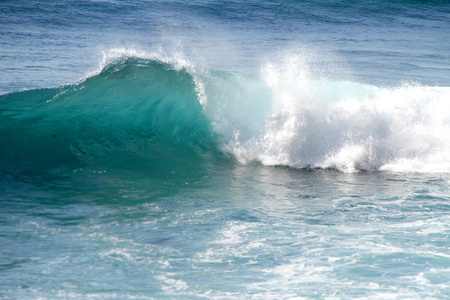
1, 53, 449, 173
193, 53, 450, 172
2, 1, 450, 299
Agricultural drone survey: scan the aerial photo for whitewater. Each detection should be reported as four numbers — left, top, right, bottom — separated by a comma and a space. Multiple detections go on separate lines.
1, 1, 450, 299
3, 50, 450, 174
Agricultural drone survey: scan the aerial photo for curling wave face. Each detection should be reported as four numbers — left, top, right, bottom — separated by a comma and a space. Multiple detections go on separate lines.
1, 54, 449, 173
0, 58, 217, 173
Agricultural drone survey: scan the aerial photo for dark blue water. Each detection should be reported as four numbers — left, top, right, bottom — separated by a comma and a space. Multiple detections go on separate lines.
1, 1, 450, 298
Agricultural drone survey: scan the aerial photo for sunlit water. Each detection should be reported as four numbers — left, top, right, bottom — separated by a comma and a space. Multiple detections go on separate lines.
1, 0, 449, 299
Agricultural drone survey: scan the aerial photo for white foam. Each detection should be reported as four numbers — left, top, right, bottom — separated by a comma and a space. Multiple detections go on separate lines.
199, 52, 450, 173
83, 47, 450, 173
154, 274, 189, 292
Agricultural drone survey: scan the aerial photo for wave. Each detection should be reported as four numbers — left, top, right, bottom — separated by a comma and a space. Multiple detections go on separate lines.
1, 53, 449, 173
0, 57, 218, 174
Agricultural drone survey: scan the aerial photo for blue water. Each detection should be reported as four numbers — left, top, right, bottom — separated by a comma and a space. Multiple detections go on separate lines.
1, 1, 450, 299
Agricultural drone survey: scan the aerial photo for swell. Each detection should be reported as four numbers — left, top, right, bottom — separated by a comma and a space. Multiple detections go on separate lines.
0, 58, 218, 173
1, 55, 450, 174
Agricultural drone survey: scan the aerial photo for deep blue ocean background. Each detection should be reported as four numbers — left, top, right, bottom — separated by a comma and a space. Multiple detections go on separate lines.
1, 1, 450, 299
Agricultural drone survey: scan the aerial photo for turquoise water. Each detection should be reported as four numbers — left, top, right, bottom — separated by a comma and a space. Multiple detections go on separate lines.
1, 1, 450, 299
2, 165, 450, 298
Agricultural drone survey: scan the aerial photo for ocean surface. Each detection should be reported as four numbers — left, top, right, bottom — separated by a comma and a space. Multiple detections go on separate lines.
1, 1, 450, 299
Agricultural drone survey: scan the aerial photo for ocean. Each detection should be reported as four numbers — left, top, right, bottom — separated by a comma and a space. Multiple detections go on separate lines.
1, 0, 450, 299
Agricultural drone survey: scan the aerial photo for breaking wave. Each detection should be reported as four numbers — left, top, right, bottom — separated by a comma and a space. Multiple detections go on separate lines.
1, 51, 449, 173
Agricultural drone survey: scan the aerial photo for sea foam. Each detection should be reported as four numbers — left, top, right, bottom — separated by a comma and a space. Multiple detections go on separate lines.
2, 49, 448, 173
193, 53, 450, 173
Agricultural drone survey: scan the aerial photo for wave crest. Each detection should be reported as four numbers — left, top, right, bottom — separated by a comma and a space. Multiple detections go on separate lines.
193, 55, 450, 173
1, 52, 449, 173
0, 57, 217, 172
